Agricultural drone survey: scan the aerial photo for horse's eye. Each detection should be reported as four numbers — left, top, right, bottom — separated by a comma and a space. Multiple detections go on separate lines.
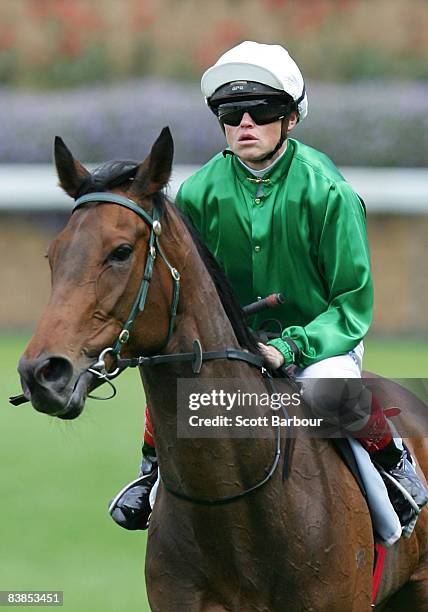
109, 244, 133, 263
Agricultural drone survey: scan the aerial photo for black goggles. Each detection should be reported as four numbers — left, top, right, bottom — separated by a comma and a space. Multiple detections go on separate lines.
216, 99, 290, 127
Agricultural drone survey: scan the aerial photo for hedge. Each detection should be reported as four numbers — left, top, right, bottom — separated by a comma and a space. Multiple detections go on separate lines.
0, 78, 426, 166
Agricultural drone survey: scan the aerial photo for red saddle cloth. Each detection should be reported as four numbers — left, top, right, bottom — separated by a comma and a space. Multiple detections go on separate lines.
372, 543, 386, 605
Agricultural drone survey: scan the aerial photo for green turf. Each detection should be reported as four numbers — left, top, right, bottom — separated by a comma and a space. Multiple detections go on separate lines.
1, 333, 427, 610
1, 334, 150, 611
363, 337, 428, 378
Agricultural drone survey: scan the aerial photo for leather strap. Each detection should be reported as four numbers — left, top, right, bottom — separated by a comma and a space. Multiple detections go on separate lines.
117, 341, 265, 374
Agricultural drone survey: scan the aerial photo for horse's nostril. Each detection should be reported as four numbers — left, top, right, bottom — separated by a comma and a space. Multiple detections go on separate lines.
39, 361, 64, 382
35, 356, 73, 391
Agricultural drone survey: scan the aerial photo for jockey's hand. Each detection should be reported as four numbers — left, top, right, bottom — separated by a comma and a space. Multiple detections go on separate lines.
258, 343, 285, 370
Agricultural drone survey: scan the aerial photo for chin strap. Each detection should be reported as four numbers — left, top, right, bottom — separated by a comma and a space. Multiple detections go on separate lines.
222, 118, 287, 163
253, 118, 287, 163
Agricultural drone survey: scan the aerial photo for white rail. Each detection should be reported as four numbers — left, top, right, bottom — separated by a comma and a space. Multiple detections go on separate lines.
0, 165, 427, 213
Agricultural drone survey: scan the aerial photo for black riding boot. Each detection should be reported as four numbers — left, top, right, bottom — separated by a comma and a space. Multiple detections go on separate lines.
372, 440, 428, 537
109, 445, 158, 531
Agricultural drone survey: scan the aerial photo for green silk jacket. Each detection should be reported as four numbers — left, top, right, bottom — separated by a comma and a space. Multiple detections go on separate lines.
175, 138, 373, 367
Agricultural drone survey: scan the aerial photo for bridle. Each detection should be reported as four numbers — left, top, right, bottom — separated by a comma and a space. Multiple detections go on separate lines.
12, 190, 294, 505
73, 191, 181, 376
73, 191, 270, 381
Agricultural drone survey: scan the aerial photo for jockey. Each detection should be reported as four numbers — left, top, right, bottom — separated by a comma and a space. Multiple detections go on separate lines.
109, 41, 428, 536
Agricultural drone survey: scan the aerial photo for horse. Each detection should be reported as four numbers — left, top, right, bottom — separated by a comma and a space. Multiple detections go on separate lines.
16, 127, 428, 611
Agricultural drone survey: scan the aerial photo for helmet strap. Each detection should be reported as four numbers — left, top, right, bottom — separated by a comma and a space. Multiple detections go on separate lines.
220, 117, 288, 164
252, 120, 287, 163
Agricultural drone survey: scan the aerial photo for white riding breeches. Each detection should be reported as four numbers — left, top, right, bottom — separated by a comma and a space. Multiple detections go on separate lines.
294, 340, 364, 380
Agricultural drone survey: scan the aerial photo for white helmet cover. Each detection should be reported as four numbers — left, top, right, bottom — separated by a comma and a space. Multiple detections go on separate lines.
201, 41, 308, 122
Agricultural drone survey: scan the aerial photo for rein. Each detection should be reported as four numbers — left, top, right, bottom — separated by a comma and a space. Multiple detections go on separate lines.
89, 339, 288, 507
117, 341, 264, 374
162, 373, 283, 506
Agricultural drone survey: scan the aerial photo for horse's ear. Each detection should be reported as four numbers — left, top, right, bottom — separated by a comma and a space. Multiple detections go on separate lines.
54, 136, 91, 199
129, 127, 174, 199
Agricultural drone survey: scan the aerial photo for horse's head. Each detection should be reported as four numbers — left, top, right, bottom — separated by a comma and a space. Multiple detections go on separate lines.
18, 128, 176, 419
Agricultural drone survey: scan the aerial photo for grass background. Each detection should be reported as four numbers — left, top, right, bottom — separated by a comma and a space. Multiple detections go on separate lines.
1, 333, 427, 611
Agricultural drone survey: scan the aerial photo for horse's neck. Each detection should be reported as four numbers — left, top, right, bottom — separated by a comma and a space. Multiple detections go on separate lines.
140, 213, 274, 500
161, 205, 243, 354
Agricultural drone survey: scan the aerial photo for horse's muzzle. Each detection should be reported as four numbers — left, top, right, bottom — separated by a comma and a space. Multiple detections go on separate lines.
18, 354, 84, 419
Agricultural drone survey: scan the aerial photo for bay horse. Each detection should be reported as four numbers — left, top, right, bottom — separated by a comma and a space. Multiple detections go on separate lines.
17, 128, 428, 611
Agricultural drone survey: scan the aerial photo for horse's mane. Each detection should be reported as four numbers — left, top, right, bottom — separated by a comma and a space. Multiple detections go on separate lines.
78, 161, 260, 355
172, 202, 260, 355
